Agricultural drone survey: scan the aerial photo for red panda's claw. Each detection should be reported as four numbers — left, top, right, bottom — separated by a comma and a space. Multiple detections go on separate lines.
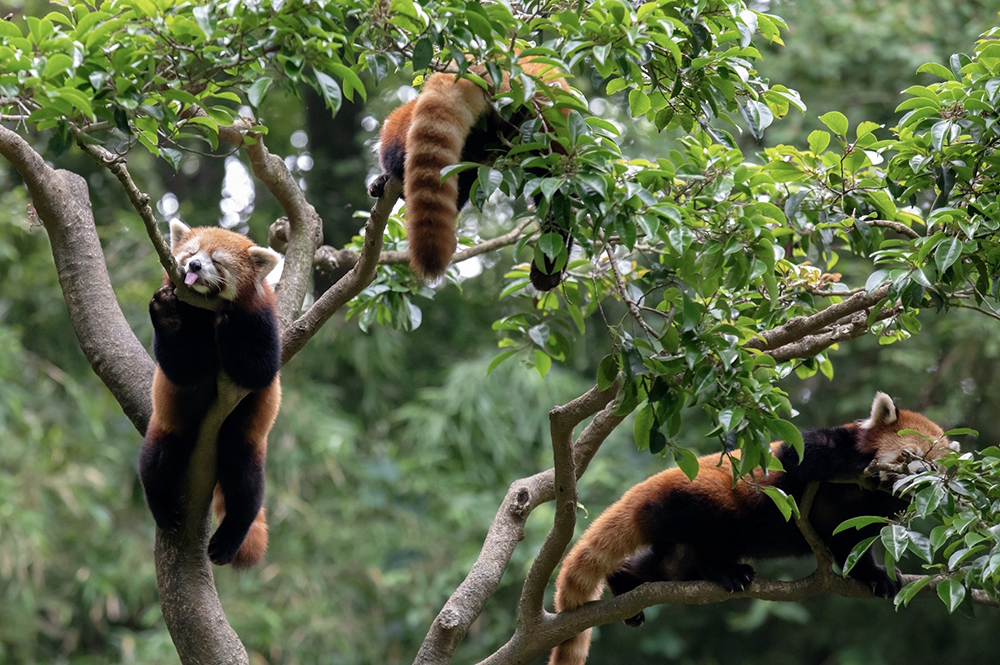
368, 172, 390, 198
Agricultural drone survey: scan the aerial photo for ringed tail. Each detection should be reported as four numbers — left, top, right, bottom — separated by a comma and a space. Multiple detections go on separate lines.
549, 497, 646, 665
213, 487, 269, 569
404, 74, 490, 278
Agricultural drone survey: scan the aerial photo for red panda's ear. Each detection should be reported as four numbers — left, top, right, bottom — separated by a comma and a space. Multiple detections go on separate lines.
866, 392, 897, 428
248, 246, 280, 281
169, 220, 191, 250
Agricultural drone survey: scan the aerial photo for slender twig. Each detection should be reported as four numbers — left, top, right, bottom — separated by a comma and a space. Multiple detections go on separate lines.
605, 246, 661, 340
866, 219, 920, 239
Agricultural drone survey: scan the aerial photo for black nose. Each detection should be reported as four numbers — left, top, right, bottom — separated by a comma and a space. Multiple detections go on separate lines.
188, 260, 202, 272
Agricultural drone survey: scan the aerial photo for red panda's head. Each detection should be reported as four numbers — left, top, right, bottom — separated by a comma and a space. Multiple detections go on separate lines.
860, 392, 958, 470
169, 221, 280, 302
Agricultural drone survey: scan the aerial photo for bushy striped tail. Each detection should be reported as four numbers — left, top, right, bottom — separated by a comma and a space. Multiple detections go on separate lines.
212, 487, 268, 569
549, 500, 646, 665
404, 74, 489, 278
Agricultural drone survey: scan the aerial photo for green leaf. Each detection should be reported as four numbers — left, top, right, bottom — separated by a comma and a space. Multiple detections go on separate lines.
934, 237, 962, 274
842, 536, 878, 575
628, 89, 650, 117
881, 524, 909, 561
937, 578, 966, 613
894, 575, 935, 608
916, 62, 955, 81
533, 350, 551, 378
331, 63, 367, 102
412, 37, 433, 71
808, 130, 830, 153
768, 419, 804, 461
537, 232, 566, 261
832, 515, 888, 536
634, 402, 654, 451
487, 349, 518, 375
674, 447, 700, 481
606, 78, 628, 95
597, 354, 619, 391
718, 407, 744, 434
818, 111, 848, 136
762, 486, 795, 521
314, 69, 342, 114
248, 77, 273, 107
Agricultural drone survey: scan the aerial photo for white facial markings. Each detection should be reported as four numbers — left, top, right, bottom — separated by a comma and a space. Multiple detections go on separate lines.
181, 249, 228, 297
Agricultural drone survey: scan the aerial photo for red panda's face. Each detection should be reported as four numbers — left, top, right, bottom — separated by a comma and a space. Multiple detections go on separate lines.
861, 392, 958, 471
169, 221, 279, 301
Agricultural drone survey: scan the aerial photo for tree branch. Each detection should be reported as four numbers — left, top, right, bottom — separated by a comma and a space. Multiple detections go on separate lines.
155, 376, 250, 665
308, 218, 534, 275
746, 283, 891, 353
413, 381, 623, 665
766, 306, 901, 362
867, 219, 920, 239
0, 125, 155, 432
206, 112, 323, 329
280, 177, 403, 363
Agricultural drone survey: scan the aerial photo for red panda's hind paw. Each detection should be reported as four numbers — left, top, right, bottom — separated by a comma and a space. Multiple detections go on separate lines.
368, 172, 391, 198
207, 531, 240, 566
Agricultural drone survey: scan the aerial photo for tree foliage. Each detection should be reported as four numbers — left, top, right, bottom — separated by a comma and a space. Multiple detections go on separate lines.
1, 0, 1000, 662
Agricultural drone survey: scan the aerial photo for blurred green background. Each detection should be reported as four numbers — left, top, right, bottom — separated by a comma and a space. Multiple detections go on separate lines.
1, 0, 998, 663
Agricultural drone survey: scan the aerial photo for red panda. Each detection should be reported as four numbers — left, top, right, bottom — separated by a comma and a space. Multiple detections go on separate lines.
549, 393, 957, 665
139, 220, 281, 569
370, 57, 572, 288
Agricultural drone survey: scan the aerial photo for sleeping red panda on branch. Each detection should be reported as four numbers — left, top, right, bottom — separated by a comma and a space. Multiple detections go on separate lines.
370, 55, 572, 290
549, 393, 957, 665
139, 220, 281, 569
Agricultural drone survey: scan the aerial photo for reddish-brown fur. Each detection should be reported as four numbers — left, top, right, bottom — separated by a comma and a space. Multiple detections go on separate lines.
377, 58, 569, 278
142, 222, 281, 569
549, 394, 953, 665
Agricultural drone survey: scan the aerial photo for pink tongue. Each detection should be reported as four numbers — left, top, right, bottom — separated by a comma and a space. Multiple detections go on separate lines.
184, 272, 198, 286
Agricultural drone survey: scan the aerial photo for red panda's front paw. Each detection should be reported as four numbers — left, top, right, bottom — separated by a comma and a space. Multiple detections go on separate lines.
150, 285, 183, 331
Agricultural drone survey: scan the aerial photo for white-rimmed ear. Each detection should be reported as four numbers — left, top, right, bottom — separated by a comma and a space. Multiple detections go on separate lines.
248, 246, 280, 281
169, 220, 191, 249
863, 392, 897, 428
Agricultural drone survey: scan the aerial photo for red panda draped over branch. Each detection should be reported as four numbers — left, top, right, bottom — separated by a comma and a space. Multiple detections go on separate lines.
370, 54, 572, 290
139, 221, 281, 569
549, 393, 957, 665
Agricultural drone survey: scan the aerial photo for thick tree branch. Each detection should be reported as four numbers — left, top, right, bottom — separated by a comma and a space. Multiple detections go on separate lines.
413, 381, 623, 665
155, 376, 250, 665
0, 125, 155, 432
280, 177, 403, 363
206, 112, 323, 329
766, 306, 901, 362
746, 283, 891, 353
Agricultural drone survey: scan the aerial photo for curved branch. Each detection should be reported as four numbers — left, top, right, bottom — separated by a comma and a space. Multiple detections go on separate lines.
0, 125, 154, 432
205, 113, 323, 329
413, 381, 623, 665
280, 177, 403, 363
